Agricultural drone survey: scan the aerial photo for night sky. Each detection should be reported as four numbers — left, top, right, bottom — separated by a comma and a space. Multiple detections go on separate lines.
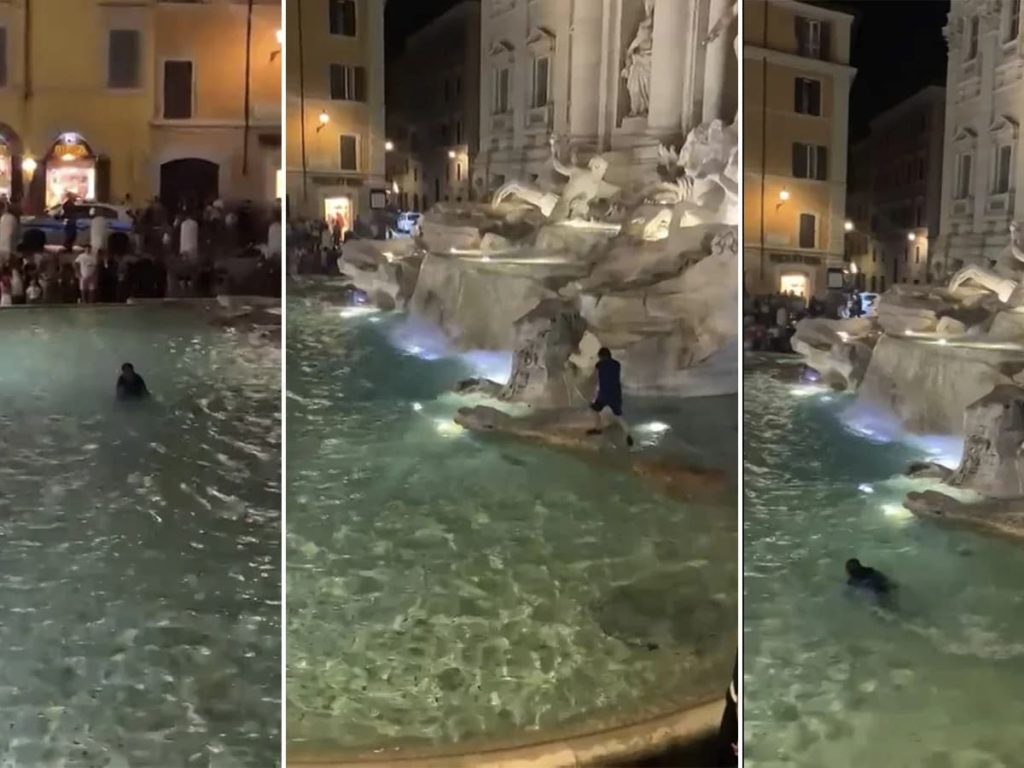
821, 0, 951, 140
385, 0, 467, 60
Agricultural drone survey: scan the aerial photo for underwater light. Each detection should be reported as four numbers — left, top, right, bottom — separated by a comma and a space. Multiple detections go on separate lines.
339, 306, 379, 319
883, 503, 913, 520
434, 419, 464, 437
789, 385, 820, 397
412, 402, 423, 412
638, 421, 671, 434
858, 483, 874, 494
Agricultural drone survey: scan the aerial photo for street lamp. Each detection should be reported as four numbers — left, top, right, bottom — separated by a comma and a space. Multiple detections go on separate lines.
907, 231, 916, 242
448, 149, 457, 159
271, 29, 283, 61
844, 220, 854, 232
316, 110, 330, 133
776, 188, 790, 211
385, 140, 394, 152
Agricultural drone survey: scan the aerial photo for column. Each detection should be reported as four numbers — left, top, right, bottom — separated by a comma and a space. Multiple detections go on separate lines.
702, 0, 733, 123
647, 0, 691, 136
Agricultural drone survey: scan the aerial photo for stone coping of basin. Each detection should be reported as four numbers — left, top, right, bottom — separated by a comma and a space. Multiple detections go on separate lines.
288, 696, 723, 767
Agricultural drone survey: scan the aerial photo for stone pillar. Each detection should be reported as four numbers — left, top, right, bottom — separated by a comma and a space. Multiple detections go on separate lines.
646, 0, 690, 137
702, 0, 733, 124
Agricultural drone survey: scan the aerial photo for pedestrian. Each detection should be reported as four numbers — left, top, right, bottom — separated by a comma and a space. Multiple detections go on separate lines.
585, 347, 635, 447
75, 247, 99, 303
61, 194, 79, 252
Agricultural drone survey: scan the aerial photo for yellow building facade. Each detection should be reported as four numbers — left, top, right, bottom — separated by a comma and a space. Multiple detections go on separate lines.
285, 0, 386, 230
0, 0, 280, 213
743, 0, 856, 298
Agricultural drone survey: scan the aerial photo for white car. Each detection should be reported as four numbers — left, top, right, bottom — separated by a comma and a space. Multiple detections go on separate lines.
394, 211, 422, 235
21, 201, 134, 249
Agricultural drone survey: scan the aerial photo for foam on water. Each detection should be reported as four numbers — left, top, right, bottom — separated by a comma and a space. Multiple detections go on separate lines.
0, 306, 280, 766
744, 365, 1024, 768
286, 284, 737, 753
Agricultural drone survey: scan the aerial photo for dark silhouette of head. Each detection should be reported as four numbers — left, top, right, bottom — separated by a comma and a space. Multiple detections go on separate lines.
845, 558, 864, 576
597, 347, 612, 360
121, 363, 136, 379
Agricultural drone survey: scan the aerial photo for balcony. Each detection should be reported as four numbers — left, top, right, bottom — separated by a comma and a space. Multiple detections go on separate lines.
525, 103, 553, 133
986, 191, 1015, 217
951, 197, 973, 219
491, 112, 513, 134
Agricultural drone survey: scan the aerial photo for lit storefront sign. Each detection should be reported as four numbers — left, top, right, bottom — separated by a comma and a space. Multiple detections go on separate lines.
45, 133, 96, 207
324, 196, 352, 236
0, 138, 11, 200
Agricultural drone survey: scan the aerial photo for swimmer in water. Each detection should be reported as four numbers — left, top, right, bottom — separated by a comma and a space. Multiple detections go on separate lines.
116, 362, 149, 401
846, 558, 894, 599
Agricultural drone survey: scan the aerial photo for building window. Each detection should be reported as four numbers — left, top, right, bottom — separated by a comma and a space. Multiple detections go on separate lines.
457, 163, 462, 181
330, 64, 367, 101
966, 16, 980, 60
163, 60, 193, 119
796, 17, 830, 60
955, 153, 973, 199
794, 77, 821, 115
531, 55, 550, 108
994, 144, 1013, 194
108, 29, 140, 88
1007, 0, 1021, 42
798, 213, 816, 249
456, 120, 463, 144
0, 27, 7, 88
329, 0, 357, 37
339, 134, 358, 171
492, 66, 510, 114
915, 246, 921, 264
413, 167, 418, 182
792, 143, 828, 180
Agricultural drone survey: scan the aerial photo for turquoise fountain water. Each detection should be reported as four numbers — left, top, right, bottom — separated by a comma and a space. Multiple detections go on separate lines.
286, 285, 736, 755
744, 358, 1024, 768
0, 306, 281, 766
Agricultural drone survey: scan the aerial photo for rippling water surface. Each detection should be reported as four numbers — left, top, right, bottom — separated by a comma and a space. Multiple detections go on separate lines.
286, 284, 736, 754
744, 358, 1024, 768
0, 306, 281, 767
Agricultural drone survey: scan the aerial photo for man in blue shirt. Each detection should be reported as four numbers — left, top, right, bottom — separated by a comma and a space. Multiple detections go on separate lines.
586, 347, 634, 447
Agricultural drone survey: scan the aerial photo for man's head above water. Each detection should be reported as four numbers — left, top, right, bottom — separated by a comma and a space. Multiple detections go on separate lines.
121, 363, 136, 378
845, 558, 864, 576
597, 347, 612, 360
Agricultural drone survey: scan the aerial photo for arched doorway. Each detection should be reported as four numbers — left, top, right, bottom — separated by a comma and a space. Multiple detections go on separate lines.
44, 132, 98, 207
0, 124, 24, 202
160, 158, 219, 214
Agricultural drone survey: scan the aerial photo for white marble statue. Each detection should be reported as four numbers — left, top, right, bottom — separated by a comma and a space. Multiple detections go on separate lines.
643, 120, 738, 226
621, 0, 654, 118
949, 222, 1024, 306
492, 140, 619, 221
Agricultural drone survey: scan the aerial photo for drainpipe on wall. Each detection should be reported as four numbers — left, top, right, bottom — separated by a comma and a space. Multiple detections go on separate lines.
243, 0, 254, 176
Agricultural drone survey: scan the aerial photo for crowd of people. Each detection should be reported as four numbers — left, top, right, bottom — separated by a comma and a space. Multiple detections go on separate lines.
743, 290, 865, 353
0, 194, 281, 305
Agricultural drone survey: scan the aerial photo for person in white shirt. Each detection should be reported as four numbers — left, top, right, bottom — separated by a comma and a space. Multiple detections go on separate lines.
90, 209, 109, 254
75, 249, 99, 303
26, 279, 41, 303
180, 214, 199, 260
10, 264, 24, 304
0, 204, 18, 261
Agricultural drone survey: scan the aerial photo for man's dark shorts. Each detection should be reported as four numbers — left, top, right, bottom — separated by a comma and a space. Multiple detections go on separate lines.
590, 398, 623, 416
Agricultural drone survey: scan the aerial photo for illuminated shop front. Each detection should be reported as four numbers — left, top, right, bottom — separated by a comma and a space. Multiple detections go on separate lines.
45, 133, 97, 206
0, 139, 11, 200
324, 196, 352, 237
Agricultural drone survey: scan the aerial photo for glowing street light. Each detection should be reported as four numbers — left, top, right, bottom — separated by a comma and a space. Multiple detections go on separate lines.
448, 149, 457, 159
22, 157, 37, 175
385, 140, 395, 152
907, 231, 916, 241
778, 189, 790, 202
844, 220, 854, 232
276, 28, 284, 45
316, 110, 330, 133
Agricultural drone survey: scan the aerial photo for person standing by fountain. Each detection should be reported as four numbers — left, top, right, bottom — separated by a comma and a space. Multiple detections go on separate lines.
587, 347, 635, 447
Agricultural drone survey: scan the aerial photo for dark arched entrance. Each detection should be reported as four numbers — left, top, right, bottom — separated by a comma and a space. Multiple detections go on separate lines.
160, 158, 219, 214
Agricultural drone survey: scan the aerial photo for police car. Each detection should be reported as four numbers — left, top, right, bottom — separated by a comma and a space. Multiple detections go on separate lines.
21, 201, 134, 249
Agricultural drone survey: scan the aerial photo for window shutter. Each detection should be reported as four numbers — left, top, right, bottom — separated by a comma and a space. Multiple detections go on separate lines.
794, 78, 802, 112
354, 66, 367, 102
330, 64, 342, 99
810, 81, 821, 115
0, 28, 7, 88
109, 29, 140, 88
328, 0, 340, 35
792, 143, 807, 177
795, 17, 806, 55
163, 61, 193, 119
820, 21, 832, 60
96, 156, 112, 202
816, 146, 828, 180
342, 0, 357, 35
799, 214, 816, 248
